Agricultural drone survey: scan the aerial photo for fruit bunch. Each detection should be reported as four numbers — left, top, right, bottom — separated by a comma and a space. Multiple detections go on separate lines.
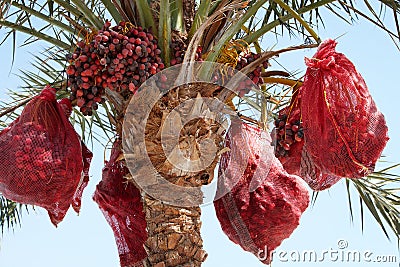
66, 40, 104, 115
273, 105, 304, 158
67, 21, 164, 115
13, 124, 64, 183
235, 52, 269, 96
214, 121, 310, 265
170, 40, 203, 66
0, 87, 92, 226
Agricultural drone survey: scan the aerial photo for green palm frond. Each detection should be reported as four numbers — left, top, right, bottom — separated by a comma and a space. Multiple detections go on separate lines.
171, 0, 185, 33
0, 195, 28, 234
134, 0, 157, 32
99, 0, 123, 23
346, 165, 400, 239
204, 0, 268, 64
239, 0, 400, 46
158, 0, 171, 66
0, 86, 39, 124
0, 0, 109, 50
242, 0, 333, 44
188, 0, 211, 37
2, 0, 400, 55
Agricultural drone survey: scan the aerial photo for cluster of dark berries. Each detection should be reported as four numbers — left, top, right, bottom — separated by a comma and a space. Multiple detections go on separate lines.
67, 21, 164, 115
235, 52, 269, 96
273, 107, 304, 158
66, 40, 104, 115
170, 40, 203, 66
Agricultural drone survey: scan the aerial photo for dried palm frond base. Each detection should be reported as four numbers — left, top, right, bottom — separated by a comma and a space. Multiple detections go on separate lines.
145, 82, 226, 185
140, 82, 226, 266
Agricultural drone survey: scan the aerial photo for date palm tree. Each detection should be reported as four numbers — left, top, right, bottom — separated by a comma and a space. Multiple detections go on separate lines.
1, 0, 400, 266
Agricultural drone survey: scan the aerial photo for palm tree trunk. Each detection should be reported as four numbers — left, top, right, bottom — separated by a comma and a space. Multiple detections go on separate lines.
120, 2, 224, 264
143, 195, 206, 267
123, 83, 226, 266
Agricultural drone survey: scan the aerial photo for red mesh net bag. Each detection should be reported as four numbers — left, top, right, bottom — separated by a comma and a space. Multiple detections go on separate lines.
300, 39, 389, 188
58, 98, 93, 213
93, 139, 147, 267
214, 121, 309, 264
273, 96, 341, 191
0, 86, 92, 225
273, 96, 304, 176
71, 140, 92, 212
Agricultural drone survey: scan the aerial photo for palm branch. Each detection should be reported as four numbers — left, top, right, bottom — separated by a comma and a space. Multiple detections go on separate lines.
0, 0, 400, 266
0, 195, 29, 234
347, 165, 400, 239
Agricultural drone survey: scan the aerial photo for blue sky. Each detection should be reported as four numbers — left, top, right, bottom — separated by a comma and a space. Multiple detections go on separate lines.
0, 7, 400, 267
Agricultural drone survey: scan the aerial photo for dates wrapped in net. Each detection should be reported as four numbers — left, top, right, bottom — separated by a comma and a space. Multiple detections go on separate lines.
0, 86, 92, 225
300, 39, 389, 189
93, 139, 147, 267
214, 121, 309, 264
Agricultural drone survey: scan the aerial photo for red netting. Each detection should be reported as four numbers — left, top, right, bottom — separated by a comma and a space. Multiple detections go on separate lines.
93, 139, 147, 267
71, 140, 93, 213
300, 150, 342, 191
273, 100, 304, 176
214, 121, 309, 264
300, 39, 389, 187
273, 97, 341, 191
0, 86, 91, 225
58, 98, 93, 212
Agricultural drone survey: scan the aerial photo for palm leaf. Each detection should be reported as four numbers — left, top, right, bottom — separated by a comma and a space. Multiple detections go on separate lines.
158, 0, 171, 66
188, 0, 211, 38
204, 0, 268, 64
336, 0, 400, 42
134, 0, 157, 34
244, 0, 336, 44
2, 0, 75, 35
98, 0, 123, 23
272, 0, 321, 43
346, 166, 400, 239
68, 0, 104, 29
0, 20, 70, 49
0, 0, 109, 50
171, 0, 185, 33
0, 195, 28, 234
241, 0, 400, 45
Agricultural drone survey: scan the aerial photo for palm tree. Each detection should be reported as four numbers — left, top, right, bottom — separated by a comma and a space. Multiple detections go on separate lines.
1, 0, 400, 266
